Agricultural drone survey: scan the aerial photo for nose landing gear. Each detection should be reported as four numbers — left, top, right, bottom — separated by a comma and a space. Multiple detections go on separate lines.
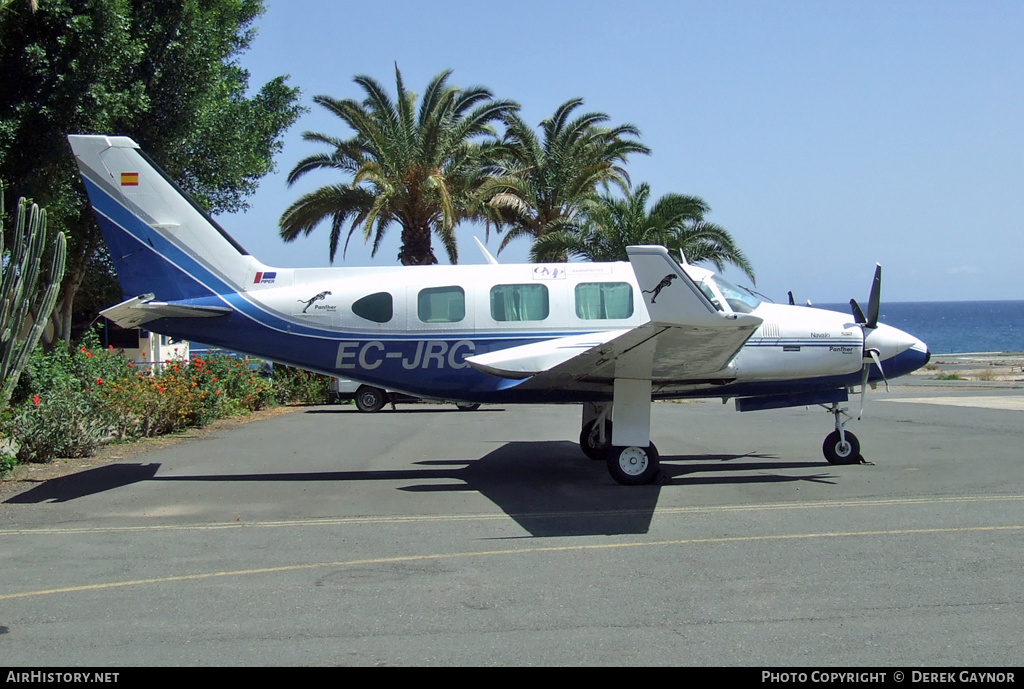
823, 403, 863, 465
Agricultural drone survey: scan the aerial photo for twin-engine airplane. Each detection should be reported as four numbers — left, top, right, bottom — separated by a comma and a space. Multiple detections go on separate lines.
69, 134, 931, 485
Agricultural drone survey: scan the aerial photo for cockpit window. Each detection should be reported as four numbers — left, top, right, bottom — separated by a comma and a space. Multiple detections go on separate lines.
707, 275, 761, 313
697, 281, 724, 311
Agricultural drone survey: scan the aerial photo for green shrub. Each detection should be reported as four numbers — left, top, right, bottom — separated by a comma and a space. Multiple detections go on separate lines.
8, 385, 112, 462
0, 335, 331, 468
5, 332, 129, 461
270, 365, 333, 405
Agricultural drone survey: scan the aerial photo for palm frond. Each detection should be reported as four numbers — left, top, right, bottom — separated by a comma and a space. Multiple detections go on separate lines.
281, 67, 517, 265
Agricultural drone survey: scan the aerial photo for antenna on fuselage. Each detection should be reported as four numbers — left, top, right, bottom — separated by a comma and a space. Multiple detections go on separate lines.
474, 237, 499, 265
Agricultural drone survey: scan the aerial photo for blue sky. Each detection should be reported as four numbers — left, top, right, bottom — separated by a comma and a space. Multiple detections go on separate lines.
217, 0, 1024, 303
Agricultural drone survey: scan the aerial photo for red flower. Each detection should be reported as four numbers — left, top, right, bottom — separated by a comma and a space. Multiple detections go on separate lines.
97, 378, 104, 385
33, 394, 41, 406
85, 352, 92, 358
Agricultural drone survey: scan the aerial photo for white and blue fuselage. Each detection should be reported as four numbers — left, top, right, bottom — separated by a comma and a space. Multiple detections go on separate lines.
69, 134, 930, 483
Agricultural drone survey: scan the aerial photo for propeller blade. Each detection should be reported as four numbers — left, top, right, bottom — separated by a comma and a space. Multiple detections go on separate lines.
850, 299, 866, 325
788, 291, 795, 306
866, 263, 881, 329
858, 362, 869, 419
869, 348, 889, 392
858, 349, 890, 420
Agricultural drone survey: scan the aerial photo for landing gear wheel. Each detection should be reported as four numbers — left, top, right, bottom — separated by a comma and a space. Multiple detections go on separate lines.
456, 403, 481, 411
607, 443, 660, 485
355, 385, 386, 413
823, 430, 861, 464
580, 419, 612, 461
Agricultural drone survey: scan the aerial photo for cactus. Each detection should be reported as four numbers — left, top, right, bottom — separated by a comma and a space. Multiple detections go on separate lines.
0, 186, 67, 406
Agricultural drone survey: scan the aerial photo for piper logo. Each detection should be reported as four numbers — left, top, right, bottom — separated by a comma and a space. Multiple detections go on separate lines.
253, 271, 277, 284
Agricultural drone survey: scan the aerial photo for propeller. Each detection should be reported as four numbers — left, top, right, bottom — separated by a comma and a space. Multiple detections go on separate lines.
787, 291, 811, 307
851, 264, 887, 418
849, 263, 882, 329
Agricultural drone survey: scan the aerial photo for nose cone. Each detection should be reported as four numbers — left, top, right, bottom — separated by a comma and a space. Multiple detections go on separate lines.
865, 323, 931, 379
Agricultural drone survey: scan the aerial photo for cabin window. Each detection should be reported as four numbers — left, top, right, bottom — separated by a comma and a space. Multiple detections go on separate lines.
352, 292, 393, 323
418, 286, 465, 323
575, 282, 634, 320
490, 284, 549, 322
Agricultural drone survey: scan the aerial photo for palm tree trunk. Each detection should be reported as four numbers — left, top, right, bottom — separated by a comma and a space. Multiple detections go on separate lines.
399, 223, 438, 266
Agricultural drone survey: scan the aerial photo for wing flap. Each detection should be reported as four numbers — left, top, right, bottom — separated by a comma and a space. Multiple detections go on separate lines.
465, 330, 623, 379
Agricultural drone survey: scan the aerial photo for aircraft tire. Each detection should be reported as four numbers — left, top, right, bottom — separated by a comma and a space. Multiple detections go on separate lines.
355, 385, 387, 413
607, 443, 660, 485
823, 430, 861, 465
456, 403, 481, 411
580, 419, 612, 461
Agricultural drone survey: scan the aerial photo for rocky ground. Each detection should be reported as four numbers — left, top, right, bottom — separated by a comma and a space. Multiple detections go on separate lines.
912, 352, 1024, 383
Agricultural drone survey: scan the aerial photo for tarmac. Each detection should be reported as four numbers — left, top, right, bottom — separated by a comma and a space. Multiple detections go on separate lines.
1, 375, 1022, 666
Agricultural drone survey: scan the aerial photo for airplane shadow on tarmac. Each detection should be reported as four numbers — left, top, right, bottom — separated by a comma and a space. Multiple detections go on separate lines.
4, 442, 835, 537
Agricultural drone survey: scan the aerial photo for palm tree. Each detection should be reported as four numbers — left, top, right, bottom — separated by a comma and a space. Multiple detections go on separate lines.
279, 66, 518, 265
483, 98, 650, 262
532, 183, 756, 283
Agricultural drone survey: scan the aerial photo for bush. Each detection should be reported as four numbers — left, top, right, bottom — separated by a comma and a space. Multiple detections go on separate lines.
0, 334, 285, 464
5, 332, 128, 461
8, 385, 112, 462
269, 365, 333, 405
0, 334, 335, 468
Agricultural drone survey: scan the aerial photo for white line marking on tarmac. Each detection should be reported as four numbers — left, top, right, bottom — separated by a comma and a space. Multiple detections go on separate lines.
2, 525, 1021, 601
879, 396, 1024, 411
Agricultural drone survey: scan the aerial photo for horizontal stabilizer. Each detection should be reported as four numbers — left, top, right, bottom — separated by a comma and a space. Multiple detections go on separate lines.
101, 294, 232, 329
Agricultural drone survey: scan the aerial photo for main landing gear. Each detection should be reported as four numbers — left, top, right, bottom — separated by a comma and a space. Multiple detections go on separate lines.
822, 403, 863, 465
606, 443, 660, 486
581, 388, 661, 485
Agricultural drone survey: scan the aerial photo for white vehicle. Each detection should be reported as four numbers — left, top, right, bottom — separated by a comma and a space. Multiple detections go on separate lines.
329, 377, 480, 413
69, 135, 930, 485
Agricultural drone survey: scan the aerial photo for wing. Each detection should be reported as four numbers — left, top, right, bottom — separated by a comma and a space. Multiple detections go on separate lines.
465, 246, 762, 391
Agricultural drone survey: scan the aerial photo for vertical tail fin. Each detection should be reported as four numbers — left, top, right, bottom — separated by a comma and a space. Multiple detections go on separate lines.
68, 135, 262, 302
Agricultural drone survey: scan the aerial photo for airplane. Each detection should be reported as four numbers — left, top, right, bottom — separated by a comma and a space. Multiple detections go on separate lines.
68, 134, 931, 486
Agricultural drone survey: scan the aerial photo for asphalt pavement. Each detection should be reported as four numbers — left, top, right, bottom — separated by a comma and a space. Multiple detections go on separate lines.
1, 383, 1022, 666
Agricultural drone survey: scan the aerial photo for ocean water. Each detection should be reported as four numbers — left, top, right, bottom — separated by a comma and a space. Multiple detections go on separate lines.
817, 301, 1024, 354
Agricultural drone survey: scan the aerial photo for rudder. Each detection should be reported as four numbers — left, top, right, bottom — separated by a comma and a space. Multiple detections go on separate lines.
68, 135, 260, 302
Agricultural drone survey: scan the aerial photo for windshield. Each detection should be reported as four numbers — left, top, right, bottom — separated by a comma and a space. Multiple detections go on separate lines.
700, 275, 762, 313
